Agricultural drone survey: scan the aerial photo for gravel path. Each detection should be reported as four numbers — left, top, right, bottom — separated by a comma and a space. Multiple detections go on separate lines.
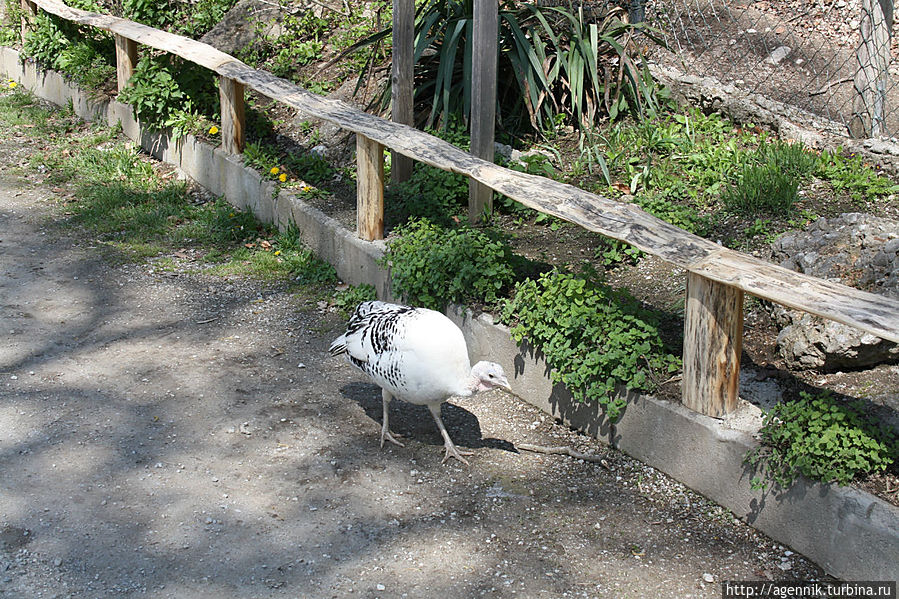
0, 121, 828, 597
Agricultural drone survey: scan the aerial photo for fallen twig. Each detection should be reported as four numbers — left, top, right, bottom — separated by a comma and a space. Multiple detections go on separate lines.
809, 77, 852, 97
517, 443, 611, 469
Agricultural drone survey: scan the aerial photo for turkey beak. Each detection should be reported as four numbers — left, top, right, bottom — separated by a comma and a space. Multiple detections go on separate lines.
496, 374, 511, 391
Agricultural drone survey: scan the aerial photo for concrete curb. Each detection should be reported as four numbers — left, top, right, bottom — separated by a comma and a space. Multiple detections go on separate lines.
3, 48, 897, 581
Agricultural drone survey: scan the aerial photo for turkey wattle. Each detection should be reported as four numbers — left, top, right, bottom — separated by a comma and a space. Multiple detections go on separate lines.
329, 301, 511, 464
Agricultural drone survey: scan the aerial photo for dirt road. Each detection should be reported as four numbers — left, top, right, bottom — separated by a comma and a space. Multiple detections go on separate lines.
0, 123, 825, 598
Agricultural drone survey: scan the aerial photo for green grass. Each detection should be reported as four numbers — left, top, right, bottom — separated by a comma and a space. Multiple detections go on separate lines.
572, 108, 899, 250
0, 85, 336, 285
0, 87, 69, 133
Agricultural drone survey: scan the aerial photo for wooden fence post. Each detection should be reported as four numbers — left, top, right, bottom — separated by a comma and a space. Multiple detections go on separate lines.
20, 0, 37, 42
682, 272, 743, 417
218, 76, 245, 154
391, 0, 414, 185
850, 0, 893, 137
114, 34, 137, 93
468, 0, 498, 223
357, 134, 385, 241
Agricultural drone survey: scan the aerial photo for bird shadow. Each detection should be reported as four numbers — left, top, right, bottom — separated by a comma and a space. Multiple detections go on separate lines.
340, 382, 517, 454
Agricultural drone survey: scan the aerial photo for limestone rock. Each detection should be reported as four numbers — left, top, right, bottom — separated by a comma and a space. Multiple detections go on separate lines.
770, 213, 899, 371
199, 0, 282, 57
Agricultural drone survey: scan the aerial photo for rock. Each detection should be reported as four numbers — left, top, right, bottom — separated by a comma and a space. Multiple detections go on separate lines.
770, 213, 899, 371
766, 46, 792, 65
199, 0, 283, 56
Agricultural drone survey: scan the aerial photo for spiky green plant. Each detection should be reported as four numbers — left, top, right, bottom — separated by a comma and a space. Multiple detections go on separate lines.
347, 0, 666, 135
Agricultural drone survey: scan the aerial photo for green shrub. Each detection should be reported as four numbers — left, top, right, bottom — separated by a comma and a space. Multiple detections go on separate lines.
406, 0, 664, 132
386, 122, 471, 226
122, 0, 178, 29
117, 53, 218, 135
382, 218, 517, 311
22, 8, 115, 90
387, 164, 469, 226
816, 149, 899, 204
502, 269, 680, 421
746, 391, 899, 489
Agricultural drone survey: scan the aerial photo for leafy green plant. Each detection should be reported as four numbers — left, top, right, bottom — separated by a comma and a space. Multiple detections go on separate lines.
117, 53, 218, 135
236, 11, 330, 82
21, 8, 116, 90
333, 283, 378, 317
382, 218, 517, 310
387, 164, 469, 226
284, 152, 334, 186
496, 153, 557, 218
173, 0, 238, 38
0, 0, 22, 45
816, 149, 899, 203
758, 139, 818, 179
242, 141, 281, 172
746, 391, 899, 489
386, 121, 470, 226
122, 0, 178, 29
502, 269, 680, 421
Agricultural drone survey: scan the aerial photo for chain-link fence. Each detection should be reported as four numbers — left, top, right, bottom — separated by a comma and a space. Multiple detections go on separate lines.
640, 0, 897, 139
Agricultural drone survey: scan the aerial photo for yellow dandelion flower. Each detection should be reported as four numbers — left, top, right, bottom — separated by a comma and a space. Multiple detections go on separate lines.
274, 250, 281, 256
278, 173, 287, 183
270, 166, 280, 176
8, 80, 17, 89
208, 125, 219, 135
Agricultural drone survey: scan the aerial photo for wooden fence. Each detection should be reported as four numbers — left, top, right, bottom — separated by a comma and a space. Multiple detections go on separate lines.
16, 0, 899, 418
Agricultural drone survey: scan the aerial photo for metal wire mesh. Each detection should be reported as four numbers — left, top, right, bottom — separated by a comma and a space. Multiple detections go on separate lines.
641, 0, 899, 139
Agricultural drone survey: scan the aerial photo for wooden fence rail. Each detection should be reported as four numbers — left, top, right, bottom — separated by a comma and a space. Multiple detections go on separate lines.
17, 0, 899, 418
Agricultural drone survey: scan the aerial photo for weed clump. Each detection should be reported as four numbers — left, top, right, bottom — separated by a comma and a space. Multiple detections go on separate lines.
746, 391, 899, 489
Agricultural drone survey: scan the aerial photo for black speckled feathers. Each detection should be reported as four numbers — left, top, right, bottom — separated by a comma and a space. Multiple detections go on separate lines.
329, 301, 473, 404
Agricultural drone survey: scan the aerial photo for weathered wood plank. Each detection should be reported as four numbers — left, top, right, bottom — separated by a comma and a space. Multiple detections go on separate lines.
29, 0, 238, 71
468, 0, 498, 223
114, 33, 137, 93
356, 134, 385, 241
27, 0, 899, 345
390, 0, 414, 185
219, 76, 245, 154
686, 248, 899, 343
682, 273, 743, 417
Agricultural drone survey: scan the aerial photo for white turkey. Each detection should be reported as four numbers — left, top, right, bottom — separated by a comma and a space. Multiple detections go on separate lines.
329, 300, 511, 464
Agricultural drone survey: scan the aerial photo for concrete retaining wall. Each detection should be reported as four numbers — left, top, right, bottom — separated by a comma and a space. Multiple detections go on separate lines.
3, 48, 897, 581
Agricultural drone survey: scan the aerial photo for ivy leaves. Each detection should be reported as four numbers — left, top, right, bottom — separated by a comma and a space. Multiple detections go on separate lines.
746, 391, 899, 489
502, 270, 680, 422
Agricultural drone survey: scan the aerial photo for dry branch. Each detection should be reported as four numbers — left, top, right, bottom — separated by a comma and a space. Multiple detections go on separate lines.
517, 444, 612, 469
